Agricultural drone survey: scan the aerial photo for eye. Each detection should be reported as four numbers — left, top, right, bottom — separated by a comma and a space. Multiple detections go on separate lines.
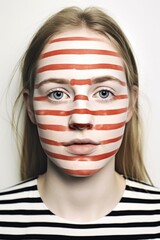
94, 89, 113, 99
48, 90, 69, 100
99, 90, 110, 98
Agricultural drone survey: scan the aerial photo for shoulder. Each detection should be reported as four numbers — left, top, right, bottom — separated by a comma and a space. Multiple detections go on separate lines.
0, 178, 38, 202
125, 178, 160, 201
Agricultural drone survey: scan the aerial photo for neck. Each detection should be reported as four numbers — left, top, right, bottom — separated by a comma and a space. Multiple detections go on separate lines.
38, 160, 125, 222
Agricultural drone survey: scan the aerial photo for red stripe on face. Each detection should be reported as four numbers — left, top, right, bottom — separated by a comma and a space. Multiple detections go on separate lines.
94, 121, 125, 130
38, 124, 68, 131
70, 79, 92, 85
45, 149, 118, 161
34, 79, 92, 89
49, 37, 106, 43
38, 122, 125, 131
73, 95, 89, 101
37, 64, 124, 73
100, 135, 123, 144
34, 108, 127, 116
114, 94, 128, 100
33, 96, 47, 101
40, 135, 123, 147
40, 49, 119, 59
63, 169, 100, 176
34, 79, 126, 89
40, 135, 122, 147
40, 137, 64, 146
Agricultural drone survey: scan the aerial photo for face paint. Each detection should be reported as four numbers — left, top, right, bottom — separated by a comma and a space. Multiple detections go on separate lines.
33, 29, 129, 177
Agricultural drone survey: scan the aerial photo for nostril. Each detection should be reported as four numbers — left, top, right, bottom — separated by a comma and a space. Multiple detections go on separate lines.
69, 123, 93, 130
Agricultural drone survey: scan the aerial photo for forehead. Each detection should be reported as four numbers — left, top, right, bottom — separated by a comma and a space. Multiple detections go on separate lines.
41, 28, 119, 58
36, 28, 125, 83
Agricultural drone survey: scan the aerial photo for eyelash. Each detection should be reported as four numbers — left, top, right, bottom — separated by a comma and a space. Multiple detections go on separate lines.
93, 88, 114, 101
47, 88, 69, 101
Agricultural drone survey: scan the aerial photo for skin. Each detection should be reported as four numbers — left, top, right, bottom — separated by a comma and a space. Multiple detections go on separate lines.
25, 27, 136, 222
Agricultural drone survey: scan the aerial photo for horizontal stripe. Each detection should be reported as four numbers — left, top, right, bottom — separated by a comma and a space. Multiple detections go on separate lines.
70, 79, 126, 86
37, 117, 127, 130
34, 77, 126, 89
38, 55, 122, 69
37, 64, 124, 73
0, 197, 42, 204
101, 135, 123, 144
38, 122, 125, 131
40, 137, 63, 146
0, 209, 51, 215
63, 169, 100, 176
126, 185, 160, 195
0, 220, 160, 229
40, 49, 119, 59
40, 135, 123, 146
109, 209, 160, 216
73, 95, 89, 101
114, 94, 128, 99
33, 95, 128, 102
34, 108, 127, 116
0, 185, 37, 196
0, 212, 159, 225
33, 96, 47, 101
46, 157, 111, 170
121, 197, 160, 204
49, 36, 107, 43
126, 179, 160, 193
70, 79, 92, 85
45, 149, 118, 161
0, 234, 159, 240
36, 70, 126, 85
95, 122, 125, 130
38, 124, 68, 131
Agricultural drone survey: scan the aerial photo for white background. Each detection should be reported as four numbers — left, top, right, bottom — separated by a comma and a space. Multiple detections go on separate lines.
0, 0, 160, 190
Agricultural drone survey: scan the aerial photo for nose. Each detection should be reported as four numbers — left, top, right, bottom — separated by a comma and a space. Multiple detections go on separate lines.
69, 100, 94, 131
69, 122, 93, 130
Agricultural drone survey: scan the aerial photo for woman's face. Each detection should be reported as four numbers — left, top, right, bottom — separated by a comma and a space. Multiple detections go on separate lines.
32, 28, 131, 177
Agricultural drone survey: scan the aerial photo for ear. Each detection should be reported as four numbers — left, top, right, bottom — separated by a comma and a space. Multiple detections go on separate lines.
23, 89, 36, 124
126, 86, 138, 123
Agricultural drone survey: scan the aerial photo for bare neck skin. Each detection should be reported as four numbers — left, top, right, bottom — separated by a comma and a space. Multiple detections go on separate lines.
38, 159, 125, 223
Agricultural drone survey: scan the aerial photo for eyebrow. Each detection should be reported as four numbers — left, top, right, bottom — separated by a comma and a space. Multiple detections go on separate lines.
34, 78, 69, 89
34, 76, 126, 89
92, 76, 126, 86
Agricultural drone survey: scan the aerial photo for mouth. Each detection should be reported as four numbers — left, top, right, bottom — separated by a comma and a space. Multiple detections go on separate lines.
64, 139, 100, 155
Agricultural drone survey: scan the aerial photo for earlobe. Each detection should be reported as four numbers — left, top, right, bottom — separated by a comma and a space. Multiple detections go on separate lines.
23, 89, 36, 124
126, 86, 138, 123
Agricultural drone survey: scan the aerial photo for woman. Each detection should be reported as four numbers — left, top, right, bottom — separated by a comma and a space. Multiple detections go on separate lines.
0, 6, 160, 239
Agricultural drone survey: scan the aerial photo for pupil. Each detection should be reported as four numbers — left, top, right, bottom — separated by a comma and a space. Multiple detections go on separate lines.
54, 91, 63, 99
100, 90, 109, 98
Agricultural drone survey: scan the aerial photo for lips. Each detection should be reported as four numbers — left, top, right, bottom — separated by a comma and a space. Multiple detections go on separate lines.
64, 139, 99, 155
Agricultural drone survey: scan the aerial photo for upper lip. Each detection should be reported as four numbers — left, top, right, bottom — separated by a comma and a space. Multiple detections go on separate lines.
64, 139, 100, 146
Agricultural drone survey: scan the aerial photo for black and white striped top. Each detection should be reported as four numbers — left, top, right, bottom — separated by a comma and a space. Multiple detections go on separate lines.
0, 177, 160, 239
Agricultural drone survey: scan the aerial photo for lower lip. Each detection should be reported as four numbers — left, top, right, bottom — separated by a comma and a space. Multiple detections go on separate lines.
65, 144, 98, 155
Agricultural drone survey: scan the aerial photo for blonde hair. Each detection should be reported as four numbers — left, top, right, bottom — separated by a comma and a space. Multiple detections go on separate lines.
14, 6, 151, 183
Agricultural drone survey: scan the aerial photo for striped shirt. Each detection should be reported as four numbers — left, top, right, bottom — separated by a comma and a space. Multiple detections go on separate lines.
0, 177, 160, 239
